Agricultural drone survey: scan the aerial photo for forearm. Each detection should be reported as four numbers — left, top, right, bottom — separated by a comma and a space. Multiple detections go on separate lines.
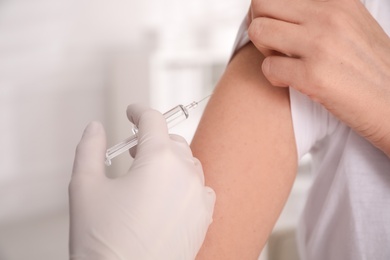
191, 43, 298, 259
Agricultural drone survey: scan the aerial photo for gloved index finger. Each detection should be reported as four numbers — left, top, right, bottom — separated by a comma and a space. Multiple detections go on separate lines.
72, 121, 106, 179
127, 104, 170, 145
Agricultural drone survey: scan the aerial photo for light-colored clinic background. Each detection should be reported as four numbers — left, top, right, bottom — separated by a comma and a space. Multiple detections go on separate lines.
0, 0, 312, 259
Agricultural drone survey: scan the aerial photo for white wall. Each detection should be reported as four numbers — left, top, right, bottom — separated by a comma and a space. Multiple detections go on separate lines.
0, 0, 151, 222
0, 1, 153, 258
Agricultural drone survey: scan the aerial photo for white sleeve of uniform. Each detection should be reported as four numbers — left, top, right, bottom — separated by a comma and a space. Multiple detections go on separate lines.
231, 17, 337, 160
289, 89, 337, 159
230, 16, 250, 61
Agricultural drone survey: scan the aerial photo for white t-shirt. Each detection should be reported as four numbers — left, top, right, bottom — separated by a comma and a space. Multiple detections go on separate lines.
232, 1, 390, 259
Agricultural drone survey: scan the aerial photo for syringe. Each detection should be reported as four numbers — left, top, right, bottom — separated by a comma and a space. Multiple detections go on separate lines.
105, 95, 211, 166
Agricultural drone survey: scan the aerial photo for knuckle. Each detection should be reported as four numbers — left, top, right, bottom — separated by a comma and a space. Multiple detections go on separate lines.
306, 68, 327, 93
309, 6, 348, 51
325, 7, 346, 26
310, 31, 336, 57
317, 5, 348, 34
141, 109, 161, 120
169, 134, 188, 144
311, 36, 326, 53
137, 109, 164, 127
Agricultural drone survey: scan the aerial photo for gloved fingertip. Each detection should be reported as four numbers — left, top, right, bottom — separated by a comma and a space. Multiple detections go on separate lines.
204, 186, 216, 223
83, 121, 104, 137
205, 186, 216, 199
72, 121, 106, 178
205, 186, 214, 193
205, 187, 216, 206
126, 103, 146, 125
127, 104, 170, 145
192, 158, 206, 184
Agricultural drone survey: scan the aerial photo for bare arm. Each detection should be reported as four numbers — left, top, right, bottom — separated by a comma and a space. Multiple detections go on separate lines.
191, 43, 298, 259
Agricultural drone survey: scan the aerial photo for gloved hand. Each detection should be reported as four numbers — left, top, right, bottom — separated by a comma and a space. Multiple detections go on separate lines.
69, 104, 216, 260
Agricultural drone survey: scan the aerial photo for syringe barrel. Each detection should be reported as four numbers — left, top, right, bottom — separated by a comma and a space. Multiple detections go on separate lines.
105, 135, 138, 165
105, 104, 189, 166
164, 104, 189, 128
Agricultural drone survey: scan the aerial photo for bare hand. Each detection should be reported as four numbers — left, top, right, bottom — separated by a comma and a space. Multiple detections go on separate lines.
248, 0, 390, 156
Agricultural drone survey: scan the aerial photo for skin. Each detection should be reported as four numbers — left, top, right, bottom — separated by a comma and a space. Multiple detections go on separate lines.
192, 1, 390, 257
248, 0, 390, 157
191, 43, 298, 259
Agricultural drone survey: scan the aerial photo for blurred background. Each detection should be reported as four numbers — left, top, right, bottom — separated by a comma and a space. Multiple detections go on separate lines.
0, 0, 312, 259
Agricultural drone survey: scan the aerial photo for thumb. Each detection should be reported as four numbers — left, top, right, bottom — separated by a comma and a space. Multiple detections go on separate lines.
72, 121, 106, 179
127, 104, 170, 157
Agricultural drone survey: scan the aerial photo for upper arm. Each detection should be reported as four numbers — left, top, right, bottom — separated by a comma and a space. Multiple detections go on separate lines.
191, 43, 298, 259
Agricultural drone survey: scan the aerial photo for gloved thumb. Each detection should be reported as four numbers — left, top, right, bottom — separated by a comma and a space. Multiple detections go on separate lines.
126, 104, 170, 157
72, 121, 106, 179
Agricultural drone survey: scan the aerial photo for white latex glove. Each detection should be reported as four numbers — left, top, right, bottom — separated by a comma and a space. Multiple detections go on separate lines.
69, 104, 216, 260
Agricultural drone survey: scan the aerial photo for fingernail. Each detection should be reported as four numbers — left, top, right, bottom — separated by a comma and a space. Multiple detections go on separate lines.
262, 58, 270, 76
